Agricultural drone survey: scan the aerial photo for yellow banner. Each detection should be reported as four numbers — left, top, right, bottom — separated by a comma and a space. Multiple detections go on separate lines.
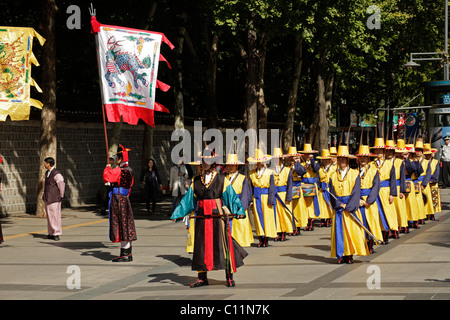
0, 27, 45, 121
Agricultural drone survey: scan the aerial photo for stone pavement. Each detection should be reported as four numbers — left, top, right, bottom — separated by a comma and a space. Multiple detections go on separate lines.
0, 191, 449, 303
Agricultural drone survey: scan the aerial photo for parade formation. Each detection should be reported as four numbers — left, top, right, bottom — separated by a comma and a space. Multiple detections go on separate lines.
163, 135, 442, 288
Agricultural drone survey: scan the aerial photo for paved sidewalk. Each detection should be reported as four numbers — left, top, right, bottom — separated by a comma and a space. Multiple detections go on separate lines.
0, 191, 449, 302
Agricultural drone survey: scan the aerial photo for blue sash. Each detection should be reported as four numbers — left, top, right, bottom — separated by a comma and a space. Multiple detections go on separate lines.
253, 187, 269, 232
359, 188, 371, 239
320, 182, 332, 209
376, 180, 390, 231
274, 185, 297, 229
302, 177, 320, 217
334, 195, 350, 260
108, 187, 130, 218
418, 176, 424, 182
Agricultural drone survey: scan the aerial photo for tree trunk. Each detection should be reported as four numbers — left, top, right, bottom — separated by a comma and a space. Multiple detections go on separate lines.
244, 15, 258, 133
206, 32, 219, 129
36, 0, 58, 217
283, 35, 303, 153
173, 12, 187, 130
257, 33, 268, 130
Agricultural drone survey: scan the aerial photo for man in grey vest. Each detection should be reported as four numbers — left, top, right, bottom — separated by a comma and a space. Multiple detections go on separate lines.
440, 136, 450, 188
43, 157, 65, 240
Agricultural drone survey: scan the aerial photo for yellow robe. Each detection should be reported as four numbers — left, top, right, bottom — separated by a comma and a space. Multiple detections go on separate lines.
227, 173, 254, 247
300, 161, 320, 220
412, 160, 427, 220
392, 158, 408, 228
418, 157, 434, 217
359, 164, 383, 242
273, 166, 294, 234
373, 159, 398, 231
317, 165, 334, 220
429, 159, 441, 214
405, 164, 420, 222
330, 168, 369, 258
290, 165, 308, 228
249, 168, 277, 238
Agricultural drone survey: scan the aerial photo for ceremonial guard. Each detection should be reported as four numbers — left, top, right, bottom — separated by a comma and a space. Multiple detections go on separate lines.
355, 144, 382, 254
371, 138, 398, 243
414, 139, 433, 224
423, 143, 441, 217
271, 148, 294, 241
225, 154, 254, 247
248, 149, 276, 247
171, 149, 248, 288
329, 145, 369, 264
299, 144, 320, 231
393, 139, 410, 233
287, 146, 307, 235
103, 145, 137, 262
316, 149, 334, 228
185, 156, 202, 254
406, 144, 424, 229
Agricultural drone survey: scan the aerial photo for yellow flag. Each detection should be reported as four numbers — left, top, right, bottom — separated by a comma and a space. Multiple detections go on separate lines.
0, 26, 46, 121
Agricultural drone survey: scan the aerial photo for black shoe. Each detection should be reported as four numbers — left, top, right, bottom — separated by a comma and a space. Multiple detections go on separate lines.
226, 279, 236, 287
47, 234, 54, 240
112, 248, 133, 262
190, 279, 209, 288
53, 235, 60, 241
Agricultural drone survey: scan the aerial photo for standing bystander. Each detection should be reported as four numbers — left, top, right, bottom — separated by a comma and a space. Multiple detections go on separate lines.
439, 136, 450, 188
42, 157, 65, 241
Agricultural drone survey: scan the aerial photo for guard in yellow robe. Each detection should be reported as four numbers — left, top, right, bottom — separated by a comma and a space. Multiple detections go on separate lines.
371, 138, 398, 243
405, 145, 422, 229
271, 148, 294, 241
299, 144, 320, 231
287, 147, 307, 235
329, 145, 369, 264
185, 159, 202, 254
356, 145, 383, 254
248, 149, 276, 247
423, 143, 441, 217
225, 154, 254, 247
316, 149, 334, 227
392, 140, 410, 233
414, 140, 433, 225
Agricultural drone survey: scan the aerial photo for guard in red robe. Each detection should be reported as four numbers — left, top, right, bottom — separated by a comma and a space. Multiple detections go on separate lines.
103, 145, 137, 262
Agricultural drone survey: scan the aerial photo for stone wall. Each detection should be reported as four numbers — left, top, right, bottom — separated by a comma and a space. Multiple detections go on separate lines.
0, 120, 175, 216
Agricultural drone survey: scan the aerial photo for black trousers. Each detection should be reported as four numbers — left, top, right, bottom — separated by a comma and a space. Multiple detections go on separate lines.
442, 161, 450, 187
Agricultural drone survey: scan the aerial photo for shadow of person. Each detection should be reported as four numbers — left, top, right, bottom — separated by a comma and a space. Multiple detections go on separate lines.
156, 254, 192, 267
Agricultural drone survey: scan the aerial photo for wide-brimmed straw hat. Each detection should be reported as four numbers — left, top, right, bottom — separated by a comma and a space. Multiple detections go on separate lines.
316, 149, 332, 160
385, 140, 396, 150
299, 143, 318, 154
271, 147, 288, 158
224, 153, 245, 165
329, 147, 337, 155
395, 139, 409, 153
370, 138, 386, 149
286, 146, 301, 157
247, 149, 272, 163
423, 143, 437, 155
355, 145, 376, 157
336, 145, 357, 158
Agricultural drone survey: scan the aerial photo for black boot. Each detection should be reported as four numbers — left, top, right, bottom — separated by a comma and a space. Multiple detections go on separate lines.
191, 272, 209, 288
226, 270, 235, 287
112, 247, 133, 262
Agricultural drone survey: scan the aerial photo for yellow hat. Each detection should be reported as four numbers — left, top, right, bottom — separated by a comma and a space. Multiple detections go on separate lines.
286, 146, 300, 157
317, 149, 332, 160
271, 147, 288, 158
370, 137, 386, 149
336, 145, 356, 158
395, 139, 408, 153
224, 153, 245, 165
423, 143, 437, 154
356, 145, 376, 157
299, 143, 318, 154
385, 140, 396, 150
329, 147, 337, 155
414, 139, 425, 151
247, 149, 272, 163
406, 144, 415, 153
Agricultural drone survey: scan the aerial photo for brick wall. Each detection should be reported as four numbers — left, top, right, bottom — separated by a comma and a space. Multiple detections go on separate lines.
0, 120, 175, 216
